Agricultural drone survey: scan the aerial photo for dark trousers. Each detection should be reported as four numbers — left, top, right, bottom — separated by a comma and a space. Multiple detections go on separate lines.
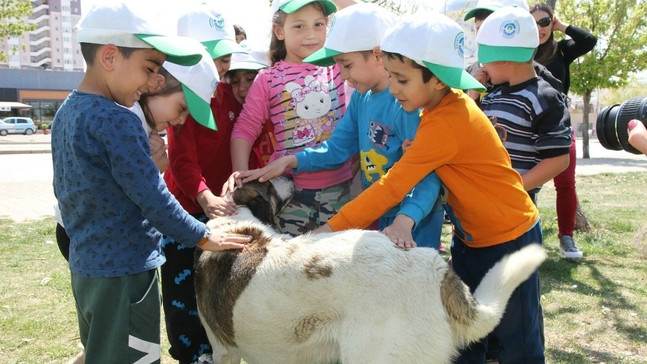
451, 222, 545, 364
160, 213, 211, 364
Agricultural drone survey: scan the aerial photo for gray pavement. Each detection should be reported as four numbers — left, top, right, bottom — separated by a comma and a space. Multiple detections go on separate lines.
0, 133, 646, 222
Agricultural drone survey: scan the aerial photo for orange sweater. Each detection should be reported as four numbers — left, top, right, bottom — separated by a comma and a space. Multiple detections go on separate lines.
328, 90, 538, 247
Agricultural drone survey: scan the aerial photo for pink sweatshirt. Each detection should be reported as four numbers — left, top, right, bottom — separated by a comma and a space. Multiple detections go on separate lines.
231, 60, 352, 189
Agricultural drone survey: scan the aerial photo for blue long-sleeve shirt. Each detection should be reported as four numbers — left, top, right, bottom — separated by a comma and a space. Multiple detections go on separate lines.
52, 91, 206, 278
296, 88, 442, 227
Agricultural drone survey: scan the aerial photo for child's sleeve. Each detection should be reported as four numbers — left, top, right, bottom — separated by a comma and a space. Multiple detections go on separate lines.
296, 90, 360, 172
231, 71, 271, 144
398, 171, 442, 227
167, 118, 209, 201
534, 89, 572, 159
102, 112, 204, 246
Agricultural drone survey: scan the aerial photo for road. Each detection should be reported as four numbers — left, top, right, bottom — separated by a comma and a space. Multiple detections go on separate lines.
0, 135, 646, 222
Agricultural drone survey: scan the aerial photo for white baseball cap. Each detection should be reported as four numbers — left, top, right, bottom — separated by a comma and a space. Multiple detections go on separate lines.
381, 12, 486, 91
464, 0, 529, 20
303, 3, 397, 67
476, 6, 539, 64
76, 1, 202, 66
177, 4, 247, 59
271, 0, 337, 16
228, 49, 270, 72
163, 47, 219, 130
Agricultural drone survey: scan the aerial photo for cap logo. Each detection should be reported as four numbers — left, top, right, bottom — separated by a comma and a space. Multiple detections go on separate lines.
454, 32, 465, 58
499, 19, 520, 39
209, 14, 225, 30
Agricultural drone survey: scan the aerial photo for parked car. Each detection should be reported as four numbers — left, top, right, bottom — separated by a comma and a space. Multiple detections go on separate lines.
0, 117, 36, 136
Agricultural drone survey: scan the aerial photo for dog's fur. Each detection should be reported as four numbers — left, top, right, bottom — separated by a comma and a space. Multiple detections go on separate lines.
195, 177, 546, 364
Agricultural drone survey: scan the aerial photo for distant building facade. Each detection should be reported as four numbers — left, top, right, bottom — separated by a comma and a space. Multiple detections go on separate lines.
0, 0, 85, 123
0, 0, 84, 72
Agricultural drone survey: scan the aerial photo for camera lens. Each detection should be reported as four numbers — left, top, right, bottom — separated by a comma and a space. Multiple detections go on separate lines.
596, 96, 647, 154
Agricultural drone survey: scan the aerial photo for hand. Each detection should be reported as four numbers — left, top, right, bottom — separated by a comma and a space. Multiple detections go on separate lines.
312, 223, 333, 234
552, 14, 568, 33
199, 228, 250, 251
239, 155, 298, 183
470, 64, 490, 85
401, 138, 413, 153
382, 214, 417, 250
221, 171, 245, 197
149, 132, 169, 172
628, 119, 647, 155
197, 190, 238, 219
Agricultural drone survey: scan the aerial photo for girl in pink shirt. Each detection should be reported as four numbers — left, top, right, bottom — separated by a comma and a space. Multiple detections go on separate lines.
229, 0, 353, 235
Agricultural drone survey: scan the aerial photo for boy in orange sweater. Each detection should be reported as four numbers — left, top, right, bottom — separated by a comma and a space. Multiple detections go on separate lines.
316, 12, 545, 363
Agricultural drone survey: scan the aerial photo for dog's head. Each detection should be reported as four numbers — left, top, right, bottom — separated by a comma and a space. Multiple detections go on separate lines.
232, 176, 295, 229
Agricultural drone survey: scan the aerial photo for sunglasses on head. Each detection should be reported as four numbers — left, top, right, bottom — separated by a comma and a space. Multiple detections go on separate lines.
536, 16, 552, 27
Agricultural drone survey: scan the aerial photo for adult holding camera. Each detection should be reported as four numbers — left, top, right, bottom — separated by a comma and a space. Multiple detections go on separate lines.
531, 2, 597, 259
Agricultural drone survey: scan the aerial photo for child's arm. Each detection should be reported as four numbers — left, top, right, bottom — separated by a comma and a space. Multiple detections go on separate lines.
521, 154, 569, 191
231, 70, 271, 172
384, 171, 443, 248
231, 137, 253, 172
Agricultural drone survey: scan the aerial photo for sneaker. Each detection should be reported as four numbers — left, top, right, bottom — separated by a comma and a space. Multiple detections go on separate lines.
559, 234, 583, 259
191, 354, 214, 364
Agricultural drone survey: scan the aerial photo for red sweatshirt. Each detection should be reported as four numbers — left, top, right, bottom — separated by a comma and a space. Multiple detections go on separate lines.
164, 83, 239, 214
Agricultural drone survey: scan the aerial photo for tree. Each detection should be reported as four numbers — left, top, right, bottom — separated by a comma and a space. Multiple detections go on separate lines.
0, 0, 35, 62
558, 0, 647, 158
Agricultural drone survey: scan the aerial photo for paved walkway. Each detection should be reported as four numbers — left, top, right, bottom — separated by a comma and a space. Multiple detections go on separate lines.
1, 133, 646, 222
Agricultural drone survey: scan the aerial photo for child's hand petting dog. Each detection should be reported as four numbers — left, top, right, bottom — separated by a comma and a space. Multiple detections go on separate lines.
198, 227, 251, 251
240, 155, 299, 183
197, 189, 237, 219
383, 214, 417, 250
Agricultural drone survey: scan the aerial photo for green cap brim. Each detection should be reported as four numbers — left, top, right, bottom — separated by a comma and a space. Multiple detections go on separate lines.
182, 84, 216, 131
423, 61, 486, 92
463, 7, 496, 21
280, 0, 337, 15
202, 39, 247, 60
135, 34, 202, 66
303, 47, 342, 66
477, 44, 536, 64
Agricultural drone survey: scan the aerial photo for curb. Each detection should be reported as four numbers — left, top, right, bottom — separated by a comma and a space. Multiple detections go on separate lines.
0, 149, 51, 155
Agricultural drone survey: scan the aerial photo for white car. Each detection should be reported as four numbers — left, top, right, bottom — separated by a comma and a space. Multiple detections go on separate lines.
0, 117, 36, 136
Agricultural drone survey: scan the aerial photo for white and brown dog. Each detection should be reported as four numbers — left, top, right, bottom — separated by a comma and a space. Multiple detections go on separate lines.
195, 177, 546, 364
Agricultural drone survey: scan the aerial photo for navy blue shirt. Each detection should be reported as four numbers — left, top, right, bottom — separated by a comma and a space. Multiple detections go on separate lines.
52, 91, 205, 278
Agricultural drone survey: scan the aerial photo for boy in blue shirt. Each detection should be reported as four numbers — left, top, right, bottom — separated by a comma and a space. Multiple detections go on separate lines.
51, 3, 249, 363
233, 3, 444, 249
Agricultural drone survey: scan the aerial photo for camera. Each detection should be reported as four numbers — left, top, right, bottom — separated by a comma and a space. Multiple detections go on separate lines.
596, 96, 647, 154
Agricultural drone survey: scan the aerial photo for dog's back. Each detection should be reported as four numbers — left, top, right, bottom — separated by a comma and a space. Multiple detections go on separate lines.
195, 178, 546, 364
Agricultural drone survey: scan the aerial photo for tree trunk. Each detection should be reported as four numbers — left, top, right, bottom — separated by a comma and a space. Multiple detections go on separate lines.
575, 200, 592, 232
581, 90, 592, 159
547, 0, 557, 9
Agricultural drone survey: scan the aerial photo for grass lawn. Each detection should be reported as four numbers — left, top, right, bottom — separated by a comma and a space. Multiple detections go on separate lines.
1, 172, 646, 363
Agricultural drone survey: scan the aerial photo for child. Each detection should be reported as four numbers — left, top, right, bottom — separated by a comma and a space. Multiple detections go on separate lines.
51, 3, 249, 363
227, 50, 275, 169
313, 12, 546, 363
177, 3, 247, 80
238, 3, 444, 249
160, 6, 251, 364
476, 6, 571, 204
229, 0, 354, 236
162, 41, 268, 364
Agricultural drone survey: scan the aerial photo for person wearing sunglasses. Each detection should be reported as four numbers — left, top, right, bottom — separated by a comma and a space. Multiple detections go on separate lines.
530, 2, 597, 260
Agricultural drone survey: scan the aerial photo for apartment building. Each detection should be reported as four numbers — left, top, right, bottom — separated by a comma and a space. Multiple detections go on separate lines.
0, 0, 83, 72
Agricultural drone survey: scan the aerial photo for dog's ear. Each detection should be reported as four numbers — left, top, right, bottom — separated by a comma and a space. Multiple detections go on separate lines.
233, 180, 276, 226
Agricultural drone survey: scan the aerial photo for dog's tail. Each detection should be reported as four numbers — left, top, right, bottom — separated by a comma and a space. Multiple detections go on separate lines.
444, 243, 546, 347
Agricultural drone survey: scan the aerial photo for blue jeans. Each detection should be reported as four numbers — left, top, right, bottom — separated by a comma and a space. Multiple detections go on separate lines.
451, 221, 545, 364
